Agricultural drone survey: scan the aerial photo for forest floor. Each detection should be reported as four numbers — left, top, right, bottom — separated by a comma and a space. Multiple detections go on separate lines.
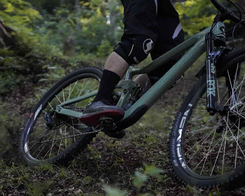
1, 63, 245, 196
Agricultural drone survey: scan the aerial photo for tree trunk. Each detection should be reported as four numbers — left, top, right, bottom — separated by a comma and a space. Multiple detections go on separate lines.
63, 36, 76, 56
0, 21, 15, 49
75, 0, 82, 31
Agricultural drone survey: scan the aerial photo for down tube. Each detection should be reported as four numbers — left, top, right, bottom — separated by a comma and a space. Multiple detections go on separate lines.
124, 37, 206, 119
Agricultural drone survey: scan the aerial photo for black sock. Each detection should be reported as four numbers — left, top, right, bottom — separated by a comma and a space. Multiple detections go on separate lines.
93, 69, 121, 104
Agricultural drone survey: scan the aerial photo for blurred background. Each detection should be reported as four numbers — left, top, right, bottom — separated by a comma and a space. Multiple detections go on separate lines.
0, 0, 244, 195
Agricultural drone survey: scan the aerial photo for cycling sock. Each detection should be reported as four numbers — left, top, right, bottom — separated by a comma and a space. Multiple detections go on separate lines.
93, 69, 120, 104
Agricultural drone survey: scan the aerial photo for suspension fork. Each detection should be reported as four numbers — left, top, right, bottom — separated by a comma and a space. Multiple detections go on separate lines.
205, 32, 240, 114
206, 32, 218, 115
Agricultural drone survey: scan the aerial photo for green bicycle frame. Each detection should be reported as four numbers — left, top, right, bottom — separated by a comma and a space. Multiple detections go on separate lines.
55, 22, 225, 122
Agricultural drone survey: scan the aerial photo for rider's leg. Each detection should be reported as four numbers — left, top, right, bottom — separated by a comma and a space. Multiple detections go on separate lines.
104, 52, 129, 78
133, 4, 184, 95
148, 0, 184, 85
80, 0, 158, 129
130, 1, 185, 95
80, 34, 156, 127
93, 52, 129, 104
134, 74, 152, 95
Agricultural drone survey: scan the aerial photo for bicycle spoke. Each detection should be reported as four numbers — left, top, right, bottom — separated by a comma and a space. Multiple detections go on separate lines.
57, 136, 63, 155
186, 130, 213, 161
225, 122, 245, 158
193, 136, 222, 173
199, 128, 217, 175
55, 95, 62, 104
34, 140, 49, 159
182, 68, 245, 177
42, 131, 57, 159
235, 119, 240, 168
89, 80, 97, 92
237, 74, 245, 104
21, 68, 102, 165
67, 81, 78, 101
49, 130, 58, 158
185, 125, 214, 143
62, 88, 66, 103
71, 119, 76, 142
222, 115, 229, 174
66, 123, 85, 135
210, 135, 225, 176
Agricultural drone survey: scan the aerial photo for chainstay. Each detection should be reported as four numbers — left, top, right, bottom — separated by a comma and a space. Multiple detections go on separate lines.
34, 106, 101, 143
29, 125, 102, 144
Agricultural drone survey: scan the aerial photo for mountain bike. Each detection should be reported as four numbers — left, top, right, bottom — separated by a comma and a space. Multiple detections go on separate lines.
20, 0, 245, 190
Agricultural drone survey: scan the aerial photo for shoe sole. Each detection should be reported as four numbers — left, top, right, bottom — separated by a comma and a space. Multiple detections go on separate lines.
80, 110, 124, 127
104, 130, 126, 139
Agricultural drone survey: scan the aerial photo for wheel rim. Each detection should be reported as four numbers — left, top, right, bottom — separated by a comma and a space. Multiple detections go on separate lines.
24, 73, 100, 162
182, 62, 245, 178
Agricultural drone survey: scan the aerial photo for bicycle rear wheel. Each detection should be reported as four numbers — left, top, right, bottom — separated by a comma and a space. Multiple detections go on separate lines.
20, 67, 102, 166
169, 48, 245, 190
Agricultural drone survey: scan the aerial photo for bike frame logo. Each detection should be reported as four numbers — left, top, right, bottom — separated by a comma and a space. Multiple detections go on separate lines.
207, 80, 216, 97
176, 103, 193, 168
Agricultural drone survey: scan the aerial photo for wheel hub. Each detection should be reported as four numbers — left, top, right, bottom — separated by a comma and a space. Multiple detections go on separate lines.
216, 104, 245, 133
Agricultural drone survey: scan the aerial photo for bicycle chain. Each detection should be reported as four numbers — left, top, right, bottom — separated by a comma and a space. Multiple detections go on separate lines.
35, 103, 122, 143
34, 106, 103, 143
32, 126, 103, 144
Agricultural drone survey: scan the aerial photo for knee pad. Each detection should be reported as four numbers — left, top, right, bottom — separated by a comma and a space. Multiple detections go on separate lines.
114, 35, 154, 65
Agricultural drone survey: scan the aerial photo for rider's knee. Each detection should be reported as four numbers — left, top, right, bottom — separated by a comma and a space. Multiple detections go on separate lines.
114, 35, 154, 65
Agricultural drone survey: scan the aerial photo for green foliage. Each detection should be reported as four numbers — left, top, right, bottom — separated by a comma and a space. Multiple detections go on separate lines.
0, 49, 14, 57
133, 171, 148, 189
143, 163, 164, 180
0, 100, 24, 158
96, 40, 114, 57
0, 0, 41, 26
27, 180, 54, 196
1, 1, 243, 195
104, 164, 164, 196
0, 71, 19, 94
82, 176, 93, 185
58, 168, 69, 178
35, 164, 55, 173
0, 0, 44, 51
175, 0, 216, 35
104, 185, 127, 196
0, 49, 48, 95
132, 164, 164, 192
0, 1, 69, 98
28, 0, 123, 57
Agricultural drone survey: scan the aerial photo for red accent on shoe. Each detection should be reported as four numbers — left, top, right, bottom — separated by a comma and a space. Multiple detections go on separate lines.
80, 110, 124, 127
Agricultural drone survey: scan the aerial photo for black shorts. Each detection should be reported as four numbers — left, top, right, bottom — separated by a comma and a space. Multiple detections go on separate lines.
121, 0, 184, 79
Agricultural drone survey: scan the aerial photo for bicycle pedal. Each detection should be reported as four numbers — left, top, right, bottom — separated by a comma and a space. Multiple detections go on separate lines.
99, 117, 117, 130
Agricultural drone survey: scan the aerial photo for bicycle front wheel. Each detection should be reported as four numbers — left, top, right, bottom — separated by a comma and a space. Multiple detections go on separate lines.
20, 67, 102, 166
169, 48, 245, 190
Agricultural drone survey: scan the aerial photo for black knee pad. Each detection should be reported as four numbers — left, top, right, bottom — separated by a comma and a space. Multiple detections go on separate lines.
114, 35, 154, 65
